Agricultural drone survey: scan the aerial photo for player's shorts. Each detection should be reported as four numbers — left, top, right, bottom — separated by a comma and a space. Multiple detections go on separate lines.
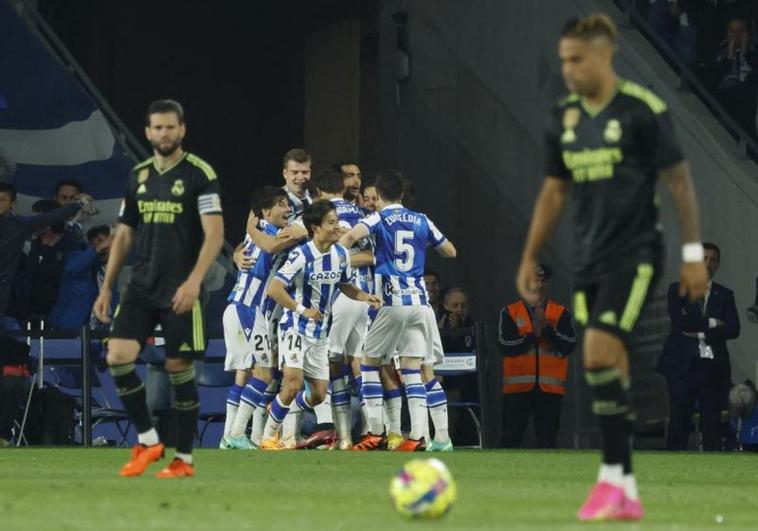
278, 327, 329, 380
423, 307, 445, 367
363, 305, 437, 360
572, 260, 660, 347
328, 294, 369, 361
110, 292, 205, 360
222, 303, 273, 371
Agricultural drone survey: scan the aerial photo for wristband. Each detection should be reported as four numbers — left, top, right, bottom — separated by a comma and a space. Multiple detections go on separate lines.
295, 303, 306, 315
682, 242, 704, 263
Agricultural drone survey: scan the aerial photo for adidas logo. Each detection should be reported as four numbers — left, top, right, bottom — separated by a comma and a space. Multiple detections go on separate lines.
179, 343, 192, 352
137, 183, 147, 194
599, 311, 617, 326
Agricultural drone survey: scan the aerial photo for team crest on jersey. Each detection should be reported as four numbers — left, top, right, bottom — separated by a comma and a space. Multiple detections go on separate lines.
136, 183, 147, 194
171, 179, 185, 196
603, 119, 622, 143
561, 107, 580, 144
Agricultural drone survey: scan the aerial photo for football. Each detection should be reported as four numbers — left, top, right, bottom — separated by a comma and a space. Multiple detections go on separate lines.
389, 458, 457, 519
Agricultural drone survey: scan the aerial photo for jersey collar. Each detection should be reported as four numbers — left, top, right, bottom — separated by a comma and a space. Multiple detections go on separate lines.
381, 203, 403, 211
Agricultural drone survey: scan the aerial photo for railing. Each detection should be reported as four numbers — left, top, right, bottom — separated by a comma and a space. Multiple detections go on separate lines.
614, 0, 758, 161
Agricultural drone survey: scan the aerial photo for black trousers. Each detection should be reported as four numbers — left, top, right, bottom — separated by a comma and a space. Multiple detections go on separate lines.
0, 375, 26, 440
665, 359, 728, 451
502, 389, 563, 448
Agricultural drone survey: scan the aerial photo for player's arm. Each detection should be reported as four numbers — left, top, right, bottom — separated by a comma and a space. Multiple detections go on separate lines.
516, 177, 570, 300
93, 224, 134, 323
338, 283, 382, 309
172, 214, 224, 314
246, 212, 307, 254
435, 240, 456, 258
350, 249, 374, 268
427, 219, 456, 258
339, 223, 370, 249
659, 161, 708, 301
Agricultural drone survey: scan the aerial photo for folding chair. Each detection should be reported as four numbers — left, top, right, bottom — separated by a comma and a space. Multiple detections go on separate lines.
435, 351, 483, 449
196, 361, 234, 445
52, 365, 132, 446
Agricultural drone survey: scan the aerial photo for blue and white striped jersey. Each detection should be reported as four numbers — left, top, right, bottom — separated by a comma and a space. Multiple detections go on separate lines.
234, 223, 287, 317
227, 235, 263, 305
275, 241, 352, 339
330, 197, 374, 293
284, 187, 312, 224
359, 203, 447, 306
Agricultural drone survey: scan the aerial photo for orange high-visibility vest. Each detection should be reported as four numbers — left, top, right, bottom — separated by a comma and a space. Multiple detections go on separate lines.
502, 299, 568, 395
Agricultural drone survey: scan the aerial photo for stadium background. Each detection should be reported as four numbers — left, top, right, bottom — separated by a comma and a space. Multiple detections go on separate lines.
4, 0, 758, 449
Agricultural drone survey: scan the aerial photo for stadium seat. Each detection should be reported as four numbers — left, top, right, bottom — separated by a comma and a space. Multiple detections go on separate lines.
51, 365, 132, 446
435, 351, 482, 449
196, 361, 234, 445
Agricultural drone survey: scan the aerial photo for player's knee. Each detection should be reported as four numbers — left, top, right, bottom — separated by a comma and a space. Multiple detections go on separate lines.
165, 358, 193, 373
309, 385, 328, 405
420, 364, 435, 383
105, 339, 140, 366
583, 329, 625, 369
252, 366, 272, 383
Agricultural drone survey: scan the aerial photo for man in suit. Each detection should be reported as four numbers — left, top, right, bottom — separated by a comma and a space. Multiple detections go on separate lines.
658, 242, 740, 451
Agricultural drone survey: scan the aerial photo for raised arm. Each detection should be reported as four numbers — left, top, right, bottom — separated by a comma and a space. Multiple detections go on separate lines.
659, 161, 708, 301
516, 177, 571, 299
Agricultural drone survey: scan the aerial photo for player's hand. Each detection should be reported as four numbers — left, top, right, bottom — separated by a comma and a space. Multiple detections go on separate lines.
172, 278, 201, 314
516, 257, 539, 302
303, 307, 323, 321
679, 262, 708, 302
93, 290, 112, 324
365, 294, 383, 310
233, 246, 254, 271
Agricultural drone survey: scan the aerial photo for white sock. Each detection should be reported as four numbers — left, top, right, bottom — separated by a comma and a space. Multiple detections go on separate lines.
263, 395, 291, 440
223, 402, 238, 438
598, 464, 624, 487
361, 365, 384, 434
138, 428, 160, 447
314, 391, 333, 425
250, 406, 267, 446
383, 391, 402, 434
425, 378, 449, 443
401, 369, 428, 441
230, 400, 255, 438
175, 452, 193, 465
624, 474, 639, 500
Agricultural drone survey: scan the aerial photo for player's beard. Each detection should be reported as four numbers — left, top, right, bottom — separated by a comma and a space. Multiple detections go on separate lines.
151, 137, 182, 157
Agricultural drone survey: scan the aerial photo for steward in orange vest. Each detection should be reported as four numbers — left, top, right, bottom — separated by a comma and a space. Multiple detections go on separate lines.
498, 264, 576, 448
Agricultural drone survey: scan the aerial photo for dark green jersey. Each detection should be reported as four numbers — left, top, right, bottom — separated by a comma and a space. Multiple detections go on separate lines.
544, 79, 683, 282
119, 152, 222, 307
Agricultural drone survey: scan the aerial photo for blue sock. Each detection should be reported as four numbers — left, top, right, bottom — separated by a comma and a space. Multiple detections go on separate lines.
226, 384, 243, 407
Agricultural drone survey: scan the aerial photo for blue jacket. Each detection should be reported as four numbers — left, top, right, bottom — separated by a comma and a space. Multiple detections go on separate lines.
47, 247, 117, 330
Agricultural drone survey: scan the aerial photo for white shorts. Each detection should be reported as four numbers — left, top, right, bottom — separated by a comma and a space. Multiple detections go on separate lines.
363, 305, 437, 360
424, 308, 445, 367
278, 328, 329, 381
222, 304, 272, 371
328, 294, 369, 361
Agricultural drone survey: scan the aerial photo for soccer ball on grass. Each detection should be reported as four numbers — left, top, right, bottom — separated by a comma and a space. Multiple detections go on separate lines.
389, 458, 456, 519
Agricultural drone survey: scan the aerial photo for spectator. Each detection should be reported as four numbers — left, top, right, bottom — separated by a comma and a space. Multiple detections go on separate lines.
47, 225, 116, 331
423, 269, 443, 321
439, 287, 474, 330
20, 199, 84, 322
362, 183, 378, 213
54, 178, 83, 206
644, 0, 698, 65
0, 183, 86, 323
498, 264, 576, 448
658, 242, 740, 451
54, 179, 95, 244
705, 15, 758, 137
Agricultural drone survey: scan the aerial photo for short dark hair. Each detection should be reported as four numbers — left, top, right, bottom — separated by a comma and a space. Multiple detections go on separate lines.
87, 225, 110, 242
332, 160, 360, 172
704, 242, 721, 262
55, 178, 83, 196
561, 13, 618, 42
146, 99, 185, 125
424, 269, 440, 281
361, 181, 376, 193
375, 171, 407, 203
0, 182, 17, 201
315, 168, 345, 195
252, 186, 288, 216
283, 148, 311, 168
302, 200, 336, 238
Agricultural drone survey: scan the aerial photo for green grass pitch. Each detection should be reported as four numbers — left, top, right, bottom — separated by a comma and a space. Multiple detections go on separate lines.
0, 448, 754, 530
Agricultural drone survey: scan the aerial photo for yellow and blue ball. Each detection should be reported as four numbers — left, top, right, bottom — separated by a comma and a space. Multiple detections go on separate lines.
389, 458, 457, 519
